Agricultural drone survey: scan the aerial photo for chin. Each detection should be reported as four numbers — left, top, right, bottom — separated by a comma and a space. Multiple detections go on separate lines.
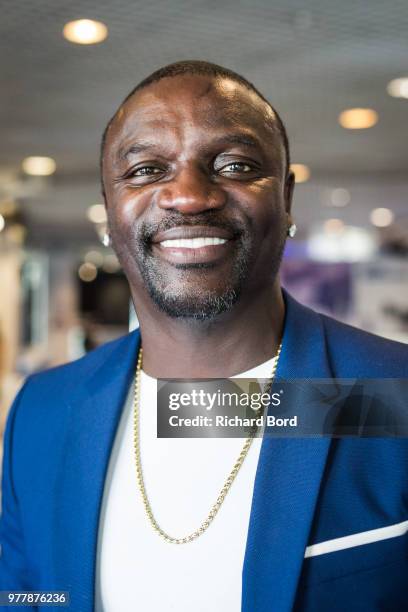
148, 285, 241, 320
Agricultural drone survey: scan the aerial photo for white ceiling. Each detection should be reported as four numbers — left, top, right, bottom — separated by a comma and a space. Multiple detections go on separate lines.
1, 0, 408, 247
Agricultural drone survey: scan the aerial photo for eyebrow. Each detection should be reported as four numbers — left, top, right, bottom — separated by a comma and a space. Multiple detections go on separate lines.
117, 140, 159, 161
117, 132, 263, 163
213, 133, 262, 150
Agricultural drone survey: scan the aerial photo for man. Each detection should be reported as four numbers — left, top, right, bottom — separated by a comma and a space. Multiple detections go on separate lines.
1, 61, 407, 612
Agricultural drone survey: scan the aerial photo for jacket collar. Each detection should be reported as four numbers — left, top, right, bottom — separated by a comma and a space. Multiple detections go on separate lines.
53, 290, 332, 611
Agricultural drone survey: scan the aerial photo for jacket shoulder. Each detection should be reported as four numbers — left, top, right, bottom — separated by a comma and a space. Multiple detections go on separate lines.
17, 329, 139, 402
319, 312, 408, 377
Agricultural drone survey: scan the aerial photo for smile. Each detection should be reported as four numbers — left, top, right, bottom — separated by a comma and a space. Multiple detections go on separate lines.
151, 225, 235, 265
160, 237, 227, 249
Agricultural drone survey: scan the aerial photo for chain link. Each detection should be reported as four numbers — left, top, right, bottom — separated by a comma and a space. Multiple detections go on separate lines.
133, 343, 282, 544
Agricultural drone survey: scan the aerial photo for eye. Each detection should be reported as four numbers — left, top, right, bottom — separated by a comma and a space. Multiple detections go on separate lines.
219, 161, 254, 174
132, 166, 163, 176
120, 164, 166, 185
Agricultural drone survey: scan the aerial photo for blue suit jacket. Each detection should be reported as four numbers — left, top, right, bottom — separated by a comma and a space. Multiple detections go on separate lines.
1, 291, 407, 611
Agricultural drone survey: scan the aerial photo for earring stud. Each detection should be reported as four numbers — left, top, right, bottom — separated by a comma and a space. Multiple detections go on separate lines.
102, 232, 112, 247
288, 223, 297, 238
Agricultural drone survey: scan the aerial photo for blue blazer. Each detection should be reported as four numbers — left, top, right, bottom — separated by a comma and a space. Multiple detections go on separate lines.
1, 291, 407, 611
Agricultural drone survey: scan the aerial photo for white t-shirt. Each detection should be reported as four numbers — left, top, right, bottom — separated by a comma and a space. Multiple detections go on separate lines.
95, 356, 277, 612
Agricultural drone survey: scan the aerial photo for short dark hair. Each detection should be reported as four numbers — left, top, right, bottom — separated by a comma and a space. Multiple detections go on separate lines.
100, 60, 290, 195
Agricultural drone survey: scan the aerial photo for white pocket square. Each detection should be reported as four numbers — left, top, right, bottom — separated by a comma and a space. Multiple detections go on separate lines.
304, 519, 408, 558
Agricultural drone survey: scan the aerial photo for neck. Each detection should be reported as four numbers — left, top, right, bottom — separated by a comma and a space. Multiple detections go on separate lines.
132, 283, 285, 378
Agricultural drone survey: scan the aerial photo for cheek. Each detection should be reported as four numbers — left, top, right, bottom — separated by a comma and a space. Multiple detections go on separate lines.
106, 188, 151, 237
236, 181, 285, 239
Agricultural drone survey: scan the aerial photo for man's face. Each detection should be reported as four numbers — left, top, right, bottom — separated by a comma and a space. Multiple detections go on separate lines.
102, 75, 294, 320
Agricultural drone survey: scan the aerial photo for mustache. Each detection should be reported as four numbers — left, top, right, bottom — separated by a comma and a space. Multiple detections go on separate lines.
138, 211, 249, 244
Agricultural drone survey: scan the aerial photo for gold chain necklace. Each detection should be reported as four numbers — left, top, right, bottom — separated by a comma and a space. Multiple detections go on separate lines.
133, 342, 282, 544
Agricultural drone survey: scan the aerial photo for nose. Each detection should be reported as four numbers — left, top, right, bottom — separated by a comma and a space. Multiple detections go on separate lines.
156, 165, 226, 214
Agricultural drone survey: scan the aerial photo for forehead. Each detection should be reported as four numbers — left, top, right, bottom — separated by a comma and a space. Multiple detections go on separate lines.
106, 75, 282, 156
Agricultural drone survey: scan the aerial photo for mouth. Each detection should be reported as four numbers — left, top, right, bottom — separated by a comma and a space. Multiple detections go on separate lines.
150, 225, 236, 265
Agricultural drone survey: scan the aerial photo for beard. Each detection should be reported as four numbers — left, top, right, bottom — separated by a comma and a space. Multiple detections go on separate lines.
125, 211, 286, 321
129, 211, 250, 320
144, 262, 245, 320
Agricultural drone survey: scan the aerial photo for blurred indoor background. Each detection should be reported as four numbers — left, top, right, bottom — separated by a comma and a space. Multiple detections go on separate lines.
1, 1, 407, 425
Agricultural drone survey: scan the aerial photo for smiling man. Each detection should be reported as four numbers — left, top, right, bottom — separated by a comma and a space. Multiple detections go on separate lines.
101, 62, 291, 370
1, 61, 408, 612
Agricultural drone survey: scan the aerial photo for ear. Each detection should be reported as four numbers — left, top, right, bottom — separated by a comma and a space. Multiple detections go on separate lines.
284, 170, 295, 224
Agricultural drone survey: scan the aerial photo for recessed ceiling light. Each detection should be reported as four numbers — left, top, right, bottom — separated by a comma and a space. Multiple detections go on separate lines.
22, 156, 56, 176
63, 19, 108, 45
103, 254, 121, 273
338, 108, 378, 129
387, 77, 408, 99
330, 188, 350, 207
370, 207, 394, 227
290, 163, 310, 183
78, 262, 98, 282
0, 214, 5, 232
324, 218, 345, 233
87, 204, 107, 224
84, 250, 104, 266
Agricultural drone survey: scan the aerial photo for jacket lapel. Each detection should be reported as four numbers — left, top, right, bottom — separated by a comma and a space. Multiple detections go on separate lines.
242, 291, 333, 612
52, 330, 140, 611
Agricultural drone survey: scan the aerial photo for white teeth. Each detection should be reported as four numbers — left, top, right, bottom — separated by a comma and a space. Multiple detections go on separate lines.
160, 237, 227, 248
